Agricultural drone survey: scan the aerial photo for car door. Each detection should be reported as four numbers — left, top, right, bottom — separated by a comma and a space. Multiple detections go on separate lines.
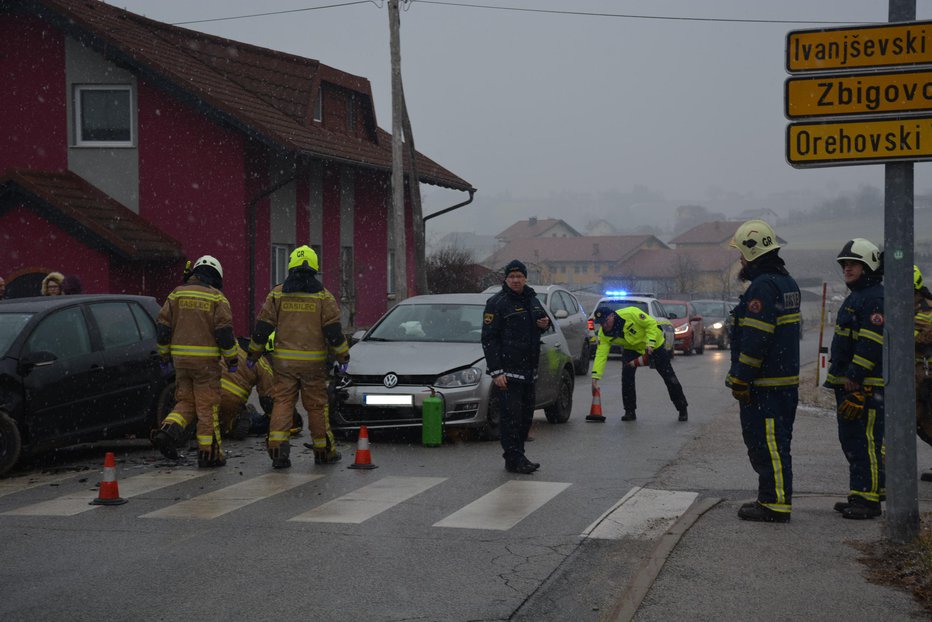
557, 290, 586, 359
85, 300, 161, 431
545, 290, 575, 361
20, 305, 105, 442
534, 310, 563, 405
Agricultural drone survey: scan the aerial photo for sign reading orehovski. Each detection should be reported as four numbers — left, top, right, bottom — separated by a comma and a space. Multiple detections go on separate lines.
786, 21, 932, 73
787, 117, 932, 167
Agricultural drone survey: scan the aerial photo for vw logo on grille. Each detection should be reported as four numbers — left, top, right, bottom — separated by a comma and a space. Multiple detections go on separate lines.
383, 373, 399, 388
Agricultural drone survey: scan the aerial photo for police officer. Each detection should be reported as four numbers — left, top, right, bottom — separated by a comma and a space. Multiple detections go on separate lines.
481, 259, 549, 474
247, 245, 349, 468
154, 255, 238, 468
913, 265, 932, 483
591, 306, 687, 422
823, 238, 885, 520
726, 220, 801, 523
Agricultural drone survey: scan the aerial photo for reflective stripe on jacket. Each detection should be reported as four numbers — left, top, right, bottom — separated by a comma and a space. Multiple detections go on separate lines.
252, 286, 344, 371
824, 282, 884, 388
157, 283, 235, 369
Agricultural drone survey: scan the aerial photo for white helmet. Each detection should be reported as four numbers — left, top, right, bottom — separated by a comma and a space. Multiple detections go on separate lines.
730, 219, 781, 262
837, 238, 881, 272
193, 255, 223, 279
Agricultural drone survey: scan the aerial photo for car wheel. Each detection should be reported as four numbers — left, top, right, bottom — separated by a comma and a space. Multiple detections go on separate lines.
0, 411, 23, 477
483, 392, 501, 441
146, 381, 176, 445
696, 336, 705, 355
544, 367, 574, 424
683, 339, 693, 355
574, 339, 591, 375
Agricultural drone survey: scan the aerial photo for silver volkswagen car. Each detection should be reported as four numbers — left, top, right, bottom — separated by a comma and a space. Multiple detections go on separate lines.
331, 293, 575, 439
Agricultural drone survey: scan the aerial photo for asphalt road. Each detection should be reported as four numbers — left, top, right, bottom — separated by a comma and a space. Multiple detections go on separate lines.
0, 342, 797, 621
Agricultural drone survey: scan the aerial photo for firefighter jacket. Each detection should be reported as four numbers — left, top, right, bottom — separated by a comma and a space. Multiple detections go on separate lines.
221, 346, 274, 404
915, 295, 932, 365
824, 279, 884, 389
156, 279, 236, 370
249, 278, 348, 371
591, 307, 664, 380
481, 283, 547, 383
727, 267, 802, 390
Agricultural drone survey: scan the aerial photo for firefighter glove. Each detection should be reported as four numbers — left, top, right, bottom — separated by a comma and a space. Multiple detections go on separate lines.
730, 379, 751, 404
226, 357, 238, 374
839, 391, 866, 420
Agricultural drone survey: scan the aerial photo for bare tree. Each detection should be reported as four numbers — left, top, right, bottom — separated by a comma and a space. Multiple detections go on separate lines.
671, 253, 699, 296
427, 246, 482, 294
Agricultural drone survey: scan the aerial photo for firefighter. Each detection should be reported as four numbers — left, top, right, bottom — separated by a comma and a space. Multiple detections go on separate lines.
823, 238, 885, 520
726, 220, 801, 523
591, 306, 688, 422
247, 245, 349, 468
913, 265, 932, 483
219, 339, 275, 439
154, 255, 237, 468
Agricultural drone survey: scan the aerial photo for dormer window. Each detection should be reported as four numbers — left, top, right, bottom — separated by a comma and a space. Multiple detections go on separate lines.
74, 85, 134, 147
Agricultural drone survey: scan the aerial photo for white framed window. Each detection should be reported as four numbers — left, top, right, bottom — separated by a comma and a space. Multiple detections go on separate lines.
310, 244, 323, 274
74, 85, 133, 147
313, 86, 322, 122
271, 244, 294, 285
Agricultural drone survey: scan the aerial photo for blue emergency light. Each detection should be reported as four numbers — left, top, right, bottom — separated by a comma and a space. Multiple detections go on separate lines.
603, 290, 628, 297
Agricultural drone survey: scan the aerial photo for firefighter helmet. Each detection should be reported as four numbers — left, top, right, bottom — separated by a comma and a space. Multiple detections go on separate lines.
193, 255, 223, 279
836, 238, 881, 272
289, 245, 319, 271
916, 265, 924, 291
730, 220, 781, 262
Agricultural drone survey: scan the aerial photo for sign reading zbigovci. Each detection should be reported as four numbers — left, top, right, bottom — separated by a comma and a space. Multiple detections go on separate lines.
786, 20, 932, 168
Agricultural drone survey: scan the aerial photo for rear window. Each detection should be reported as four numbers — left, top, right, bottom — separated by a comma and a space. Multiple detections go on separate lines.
0, 313, 34, 356
602, 300, 648, 314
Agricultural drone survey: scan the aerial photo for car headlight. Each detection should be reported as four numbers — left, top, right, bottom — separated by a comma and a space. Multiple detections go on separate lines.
674, 324, 689, 334
711, 321, 724, 330
434, 367, 482, 388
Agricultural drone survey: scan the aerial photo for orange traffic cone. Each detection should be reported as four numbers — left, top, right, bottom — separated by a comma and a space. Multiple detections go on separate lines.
90, 452, 127, 506
586, 385, 606, 422
348, 425, 378, 470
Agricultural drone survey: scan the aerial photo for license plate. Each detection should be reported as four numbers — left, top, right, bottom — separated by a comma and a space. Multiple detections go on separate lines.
364, 394, 413, 406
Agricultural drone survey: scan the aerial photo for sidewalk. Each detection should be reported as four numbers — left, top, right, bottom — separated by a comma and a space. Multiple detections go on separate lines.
627, 402, 932, 621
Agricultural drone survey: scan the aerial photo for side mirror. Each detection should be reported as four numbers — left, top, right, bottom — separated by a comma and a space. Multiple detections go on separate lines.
554, 309, 568, 319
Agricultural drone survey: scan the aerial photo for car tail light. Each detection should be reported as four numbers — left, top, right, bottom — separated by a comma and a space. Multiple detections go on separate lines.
588, 319, 594, 331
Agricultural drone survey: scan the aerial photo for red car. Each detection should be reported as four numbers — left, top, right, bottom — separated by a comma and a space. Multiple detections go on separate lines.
659, 300, 704, 355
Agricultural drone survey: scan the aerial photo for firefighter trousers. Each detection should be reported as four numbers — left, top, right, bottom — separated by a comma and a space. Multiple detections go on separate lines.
162, 366, 222, 454
834, 387, 885, 504
268, 366, 329, 450
740, 387, 797, 514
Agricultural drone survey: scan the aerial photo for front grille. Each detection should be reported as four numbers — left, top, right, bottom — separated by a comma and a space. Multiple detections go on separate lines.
339, 404, 421, 423
351, 374, 437, 385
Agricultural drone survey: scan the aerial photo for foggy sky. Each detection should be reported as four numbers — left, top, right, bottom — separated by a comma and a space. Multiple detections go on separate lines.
109, 1, 932, 236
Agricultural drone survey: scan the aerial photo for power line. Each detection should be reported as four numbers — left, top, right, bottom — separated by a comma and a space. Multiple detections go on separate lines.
170, 1, 376, 26
410, 0, 874, 25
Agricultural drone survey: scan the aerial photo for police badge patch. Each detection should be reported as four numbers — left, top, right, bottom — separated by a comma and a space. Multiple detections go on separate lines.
484, 313, 494, 325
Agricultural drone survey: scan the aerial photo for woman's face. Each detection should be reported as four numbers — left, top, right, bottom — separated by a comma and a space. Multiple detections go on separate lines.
841, 260, 864, 285
46, 281, 61, 295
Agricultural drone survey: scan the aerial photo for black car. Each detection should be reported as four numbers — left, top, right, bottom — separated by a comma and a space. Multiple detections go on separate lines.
0, 295, 175, 476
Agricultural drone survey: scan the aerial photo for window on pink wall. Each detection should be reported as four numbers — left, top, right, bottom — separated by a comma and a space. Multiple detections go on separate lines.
271, 244, 294, 286
74, 85, 133, 147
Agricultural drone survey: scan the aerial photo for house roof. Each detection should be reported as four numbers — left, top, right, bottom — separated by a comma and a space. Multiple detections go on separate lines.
496, 218, 581, 242
668, 221, 744, 246
607, 248, 737, 278
484, 235, 664, 269
24, 0, 472, 191
0, 169, 183, 261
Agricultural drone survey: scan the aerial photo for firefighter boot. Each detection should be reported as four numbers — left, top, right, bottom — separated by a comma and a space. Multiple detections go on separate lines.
269, 444, 291, 469
921, 470, 932, 482
841, 500, 881, 520
678, 407, 688, 422
229, 410, 251, 440
154, 423, 185, 460
197, 443, 226, 468
314, 447, 342, 465
737, 501, 790, 523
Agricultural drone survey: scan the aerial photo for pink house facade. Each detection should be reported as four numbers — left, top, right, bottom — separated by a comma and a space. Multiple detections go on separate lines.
0, 0, 473, 334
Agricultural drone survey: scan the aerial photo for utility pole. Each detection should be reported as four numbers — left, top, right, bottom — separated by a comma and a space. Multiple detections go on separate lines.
388, 0, 407, 299
403, 100, 428, 295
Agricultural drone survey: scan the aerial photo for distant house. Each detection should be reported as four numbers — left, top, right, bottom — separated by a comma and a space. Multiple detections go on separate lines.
603, 247, 740, 299
0, 0, 472, 332
495, 217, 581, 244
584, 219, 618, 236
483, 235, 666, 288
669, 220, 787, 251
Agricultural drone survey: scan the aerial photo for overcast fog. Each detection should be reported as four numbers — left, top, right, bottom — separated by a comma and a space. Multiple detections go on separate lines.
110, 0, 932, 242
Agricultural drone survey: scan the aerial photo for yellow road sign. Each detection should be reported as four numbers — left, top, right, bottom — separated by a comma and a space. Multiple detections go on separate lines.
786, 116, 932, 167
786, 69, 932, 118
787, 21, 932, 73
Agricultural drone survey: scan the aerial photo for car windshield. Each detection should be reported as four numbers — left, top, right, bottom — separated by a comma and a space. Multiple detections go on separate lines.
0, 312, 35, 356
367, 303, 485, 343
692, 301, 726, 318
665, 303, 688, 318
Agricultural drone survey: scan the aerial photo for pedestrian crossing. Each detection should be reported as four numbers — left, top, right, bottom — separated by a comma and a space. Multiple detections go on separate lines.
0, 469, 698, 537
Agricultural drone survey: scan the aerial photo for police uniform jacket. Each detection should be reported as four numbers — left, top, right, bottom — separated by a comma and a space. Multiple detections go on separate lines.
727, 268, 802, 390
481, 284, 547, 383
824, 280, 883, 389
157, 280, 237, 370
591, 307, 664, 380
221, 346, 274, 403
250, 279, 349, 371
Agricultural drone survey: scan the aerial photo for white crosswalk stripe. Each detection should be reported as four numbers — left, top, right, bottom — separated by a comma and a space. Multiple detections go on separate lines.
0, 472, 84, 499
141, 473, 321, 519
582, 487, 698, 540
1, 470, 205, 517
433, 480, 571, 531
289, 476, 446, 524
